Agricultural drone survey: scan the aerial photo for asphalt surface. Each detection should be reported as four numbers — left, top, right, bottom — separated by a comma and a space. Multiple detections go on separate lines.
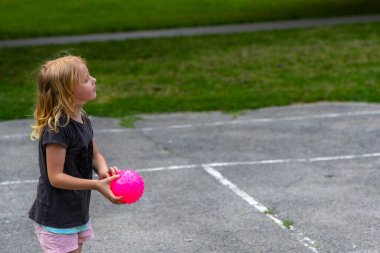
1, 102, 380, 252
1, 14, 380, 48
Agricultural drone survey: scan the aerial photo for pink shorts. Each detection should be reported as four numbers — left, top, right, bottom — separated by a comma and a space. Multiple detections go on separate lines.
34, 223, 94, 253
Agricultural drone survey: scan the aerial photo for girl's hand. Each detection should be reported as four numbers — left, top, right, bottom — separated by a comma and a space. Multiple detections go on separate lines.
98, 166, 119, 180
95, 174, 124, 204
108, 166, 119, 176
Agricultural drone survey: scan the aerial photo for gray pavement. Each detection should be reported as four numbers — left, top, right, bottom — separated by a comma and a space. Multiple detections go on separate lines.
1, 102, 380, 252
1, 14, 380, 48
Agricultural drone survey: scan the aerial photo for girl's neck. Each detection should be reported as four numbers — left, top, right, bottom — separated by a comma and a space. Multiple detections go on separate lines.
71, 108, 83, 123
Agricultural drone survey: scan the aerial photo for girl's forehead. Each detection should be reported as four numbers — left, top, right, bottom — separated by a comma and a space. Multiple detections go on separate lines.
79, 63, 89, 75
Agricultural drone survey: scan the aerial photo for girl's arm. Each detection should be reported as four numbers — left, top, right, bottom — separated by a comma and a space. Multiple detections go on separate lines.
92, 139, 119, 179
46, 143, 123, 204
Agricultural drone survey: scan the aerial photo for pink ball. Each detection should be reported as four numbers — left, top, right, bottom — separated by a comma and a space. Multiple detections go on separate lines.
110, 170, 144, 204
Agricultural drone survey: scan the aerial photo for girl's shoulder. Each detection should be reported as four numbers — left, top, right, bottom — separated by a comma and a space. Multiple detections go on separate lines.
41, 114, 92, 146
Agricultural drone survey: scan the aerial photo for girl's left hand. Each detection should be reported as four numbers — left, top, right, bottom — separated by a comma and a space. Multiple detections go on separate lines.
108, 166, 119, 176
98, 166, 119, 180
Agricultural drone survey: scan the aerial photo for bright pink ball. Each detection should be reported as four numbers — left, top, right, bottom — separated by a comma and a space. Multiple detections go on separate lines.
110, 170, 144, 204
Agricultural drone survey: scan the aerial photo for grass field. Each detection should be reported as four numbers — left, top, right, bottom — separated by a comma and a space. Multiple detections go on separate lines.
0, 23, 379, 121
0, 0, 379, 39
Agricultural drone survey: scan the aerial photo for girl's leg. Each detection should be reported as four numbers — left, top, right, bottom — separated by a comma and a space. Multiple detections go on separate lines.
78, 243, 83, 253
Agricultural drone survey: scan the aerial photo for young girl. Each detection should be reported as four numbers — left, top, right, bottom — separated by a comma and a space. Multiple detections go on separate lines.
29, 55, 123, 253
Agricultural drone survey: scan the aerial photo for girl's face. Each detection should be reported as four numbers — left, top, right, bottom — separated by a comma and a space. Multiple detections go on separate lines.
74, 63, 97, 105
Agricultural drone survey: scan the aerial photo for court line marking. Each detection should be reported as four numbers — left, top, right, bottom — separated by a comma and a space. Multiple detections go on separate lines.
138, 152, 380, 172
2, 109, 380, 140
3, 152, 379, 251
0, 179, 39, 186
2, 109, 378, 251
203, 165, 318, 253
2, 152, 380, 186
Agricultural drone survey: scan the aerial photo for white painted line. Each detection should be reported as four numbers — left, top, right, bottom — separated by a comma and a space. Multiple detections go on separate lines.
207, 158, 307, 167
0, 179, 38, 186
2, 152, 380, 186
202, 165, 319, 253
136, 164, 199, 172
3, 109, 380, 140
207, 152, 380, 167
0, 133, 29, 140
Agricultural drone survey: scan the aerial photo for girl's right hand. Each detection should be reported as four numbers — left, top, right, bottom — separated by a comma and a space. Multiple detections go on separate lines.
95, 174, 124, 204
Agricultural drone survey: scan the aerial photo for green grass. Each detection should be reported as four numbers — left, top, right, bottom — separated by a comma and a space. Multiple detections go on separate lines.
263, 209, 276, 215
282, 220, 295, 229
0, 23, 379, 121
119, 115, 143, 128
0, 0, 379, 39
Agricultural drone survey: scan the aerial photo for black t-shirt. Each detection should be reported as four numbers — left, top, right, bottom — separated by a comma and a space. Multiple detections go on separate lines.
29, 115, 94, 228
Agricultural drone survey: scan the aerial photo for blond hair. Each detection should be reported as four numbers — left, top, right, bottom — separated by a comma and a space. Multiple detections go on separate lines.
31, 55, 86, 140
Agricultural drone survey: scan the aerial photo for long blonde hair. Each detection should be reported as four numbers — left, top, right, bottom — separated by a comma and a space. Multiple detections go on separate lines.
31, 55, 86, 140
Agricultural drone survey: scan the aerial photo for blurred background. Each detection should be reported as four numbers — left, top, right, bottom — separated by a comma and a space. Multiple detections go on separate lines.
0, 0, 379, 123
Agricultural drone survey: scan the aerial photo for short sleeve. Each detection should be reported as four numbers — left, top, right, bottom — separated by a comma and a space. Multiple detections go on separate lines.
42, 126, 69, 149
